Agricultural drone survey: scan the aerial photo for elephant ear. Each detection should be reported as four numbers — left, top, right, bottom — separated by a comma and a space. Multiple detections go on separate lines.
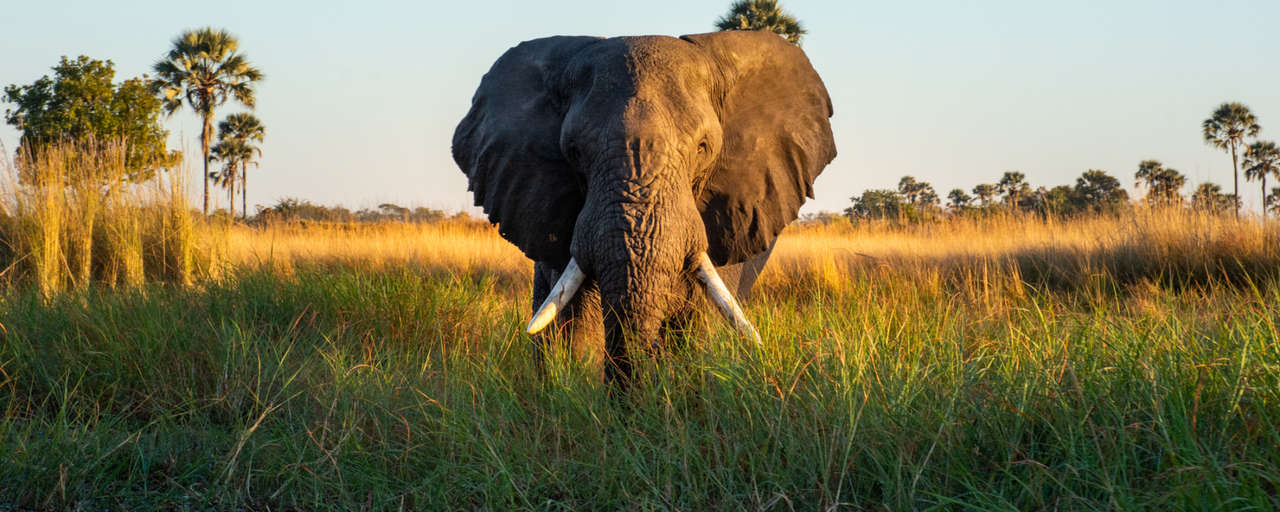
452, 36, 600, 263
682, 31, 837, 265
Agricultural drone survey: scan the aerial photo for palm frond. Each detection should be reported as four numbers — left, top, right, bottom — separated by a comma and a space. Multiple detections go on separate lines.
714, 0, 806, 45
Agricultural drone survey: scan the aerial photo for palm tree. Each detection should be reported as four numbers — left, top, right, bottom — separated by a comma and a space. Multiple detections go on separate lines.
971, 183, 997, 206
1134, 160, 1187, 207
153, 28, 263, 215
215, 113, 264, 218
1191, 182, 1238, 214
1244, 140, 1280, 218
209, 140, 244, 213
997, 171, 1028, 209
209, 126, 262, 219
897, 175, 936, 205
947, 188, 972, 211
715, 0, 806, 45
1134, 160, 1163, 190
209, 138, 253, 217
1202, 102, 1261, 218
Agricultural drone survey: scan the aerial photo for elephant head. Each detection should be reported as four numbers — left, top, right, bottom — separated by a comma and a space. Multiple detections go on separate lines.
453, 30, 835, 381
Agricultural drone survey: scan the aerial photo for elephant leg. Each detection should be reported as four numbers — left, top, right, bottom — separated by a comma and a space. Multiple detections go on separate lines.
531, 261, 605, 379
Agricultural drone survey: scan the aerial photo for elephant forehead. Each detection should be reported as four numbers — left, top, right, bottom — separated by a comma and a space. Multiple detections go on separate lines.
619, 36, 714, 80
562, 36, 716, 98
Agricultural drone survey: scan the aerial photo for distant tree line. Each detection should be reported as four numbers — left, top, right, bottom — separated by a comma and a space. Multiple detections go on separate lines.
823, 102, 1278, 225
838, 168, 1129, 224
252, 198, 482, 225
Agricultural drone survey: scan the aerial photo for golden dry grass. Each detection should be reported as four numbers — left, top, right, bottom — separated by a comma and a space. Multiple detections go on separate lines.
5, 139, 1278, 302
219, 208, 1280, 301
0, 139, 219, 294
763, 209, 1280, 294
224, 219, 532, 283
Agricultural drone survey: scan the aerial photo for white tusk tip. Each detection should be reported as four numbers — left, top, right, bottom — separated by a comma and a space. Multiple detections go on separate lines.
526, 305, 558, 335
526, 258, 586, 336
695, 252, 763, 344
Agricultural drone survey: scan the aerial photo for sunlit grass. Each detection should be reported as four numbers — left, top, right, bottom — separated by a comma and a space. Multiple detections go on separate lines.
224, 219, 530, 284
766, 208, 1280, 292
3, 260, 1278, 509
0, 139, 222, 294
2, 189, 1280, 508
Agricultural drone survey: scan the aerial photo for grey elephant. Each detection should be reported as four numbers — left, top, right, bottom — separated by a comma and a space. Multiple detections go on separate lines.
453, 30, 836, 386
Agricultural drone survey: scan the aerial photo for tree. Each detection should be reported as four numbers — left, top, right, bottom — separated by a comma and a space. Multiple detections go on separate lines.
3, 55, 178, 183
1071, 169, 1129, 214
971, 183, 997, 206
153, 28, 263, 216
946, 189, 972, 211
411, 207, 447, 223
208, 113, 264, 218
919, 188, 939, 206
714, 0, 806, 45
209, 137, 259, 218
1202, 102, 1261, 218
844, 189, 902, 221
1243, 140, 1279, 217
209, 141, 243, 211
1133, 159, 1162, 189
1031, 185, 1074, 217
1134, 160, 1186, 207
1191, 183, 1239, 214
1268, 187, 1280, 216
997, 171, 1029, 209
897, 175, 937, 206
379, 203, 410, 221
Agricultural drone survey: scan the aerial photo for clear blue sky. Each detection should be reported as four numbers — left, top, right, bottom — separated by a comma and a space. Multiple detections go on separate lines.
3, 0, 1278, 214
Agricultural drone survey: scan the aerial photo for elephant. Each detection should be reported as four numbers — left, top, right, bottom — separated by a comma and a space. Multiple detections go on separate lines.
452, 30, 836, 386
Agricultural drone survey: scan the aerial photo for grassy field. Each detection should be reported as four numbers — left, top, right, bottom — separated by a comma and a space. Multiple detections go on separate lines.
2, 206, 1280, 509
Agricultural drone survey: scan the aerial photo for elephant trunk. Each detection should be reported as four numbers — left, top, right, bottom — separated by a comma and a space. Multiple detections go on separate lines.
566, 146, 704, 383
579, 198, 695, 385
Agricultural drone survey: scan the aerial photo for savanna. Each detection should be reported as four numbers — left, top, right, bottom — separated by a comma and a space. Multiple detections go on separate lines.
3, 0, 1280, 510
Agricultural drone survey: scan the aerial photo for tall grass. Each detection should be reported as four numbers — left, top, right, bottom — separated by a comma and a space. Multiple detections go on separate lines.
0, 138, 222, 294
215, 207, 1280, 301
225, 218, 529, 285
2, 255, 1277, 509
2, 167, 1279, 508
766, 209, 1280, 296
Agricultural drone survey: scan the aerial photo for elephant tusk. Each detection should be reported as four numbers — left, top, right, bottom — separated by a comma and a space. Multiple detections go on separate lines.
695, 252, 762, 345
527, 258, 586, 335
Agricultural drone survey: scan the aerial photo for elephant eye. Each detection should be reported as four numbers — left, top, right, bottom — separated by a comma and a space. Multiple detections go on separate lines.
697, 141, 709, 155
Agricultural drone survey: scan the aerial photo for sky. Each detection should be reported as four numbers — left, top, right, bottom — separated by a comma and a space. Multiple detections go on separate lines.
2, 0, 1279, 215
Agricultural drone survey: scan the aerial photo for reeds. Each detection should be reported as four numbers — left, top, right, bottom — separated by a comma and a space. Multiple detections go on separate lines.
763, 208, 1280, 298
225, 217, 531, 285
0, 138, 222, 295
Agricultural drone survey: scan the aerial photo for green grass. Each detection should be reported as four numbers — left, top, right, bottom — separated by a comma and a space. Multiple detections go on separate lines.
2, 264, 1279, 510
